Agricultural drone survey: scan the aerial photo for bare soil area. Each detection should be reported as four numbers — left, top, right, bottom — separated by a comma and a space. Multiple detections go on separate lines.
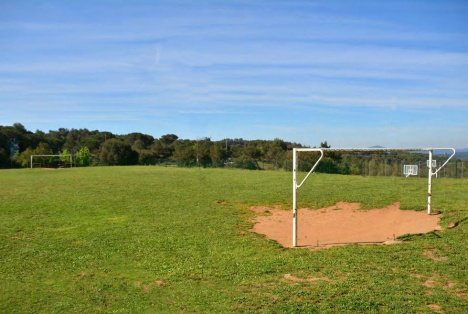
251, 202, 441, 248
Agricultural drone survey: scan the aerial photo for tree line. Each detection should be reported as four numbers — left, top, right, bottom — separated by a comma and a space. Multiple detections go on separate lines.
0, 123, 302, 170
1, 123, 464, 177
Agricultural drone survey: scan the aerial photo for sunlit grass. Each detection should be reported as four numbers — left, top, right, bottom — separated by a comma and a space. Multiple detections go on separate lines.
0, 167, 466, 313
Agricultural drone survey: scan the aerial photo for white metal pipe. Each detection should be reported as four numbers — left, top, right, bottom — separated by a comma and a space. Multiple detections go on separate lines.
294, 147, 454, 152
293, 148, 325, 247
427, 150, 433, 214
30, 154, 73, 157
292, 148, 298, 247
297, 150, 324, 188
292, 147, 456, 247
432, 148, 456, 176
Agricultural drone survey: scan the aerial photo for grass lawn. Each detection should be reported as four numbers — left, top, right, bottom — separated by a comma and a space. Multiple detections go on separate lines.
0, 166, 467, 313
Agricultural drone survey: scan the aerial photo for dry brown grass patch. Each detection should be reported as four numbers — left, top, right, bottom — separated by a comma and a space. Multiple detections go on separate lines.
282, 273, 332, 284
423, 249, 448, 262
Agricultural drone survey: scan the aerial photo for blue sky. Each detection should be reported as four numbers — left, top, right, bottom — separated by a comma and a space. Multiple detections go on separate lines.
1, 0, 467, 147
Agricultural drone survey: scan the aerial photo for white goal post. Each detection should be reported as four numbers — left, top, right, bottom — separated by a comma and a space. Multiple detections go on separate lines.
30, 154, 73, 169
292, 147, 456, 247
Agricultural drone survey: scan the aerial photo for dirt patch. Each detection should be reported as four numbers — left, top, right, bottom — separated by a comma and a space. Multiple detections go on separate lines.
424, 277, 437, 288
134, 279, 166, 292
154, 279, 165, 287
411, 273, 466, 299
75, 271, 92, 280
427, 304, 444, 313
423, 249, 448, 262
251, 202, 441, 248
283, 273, 331, 283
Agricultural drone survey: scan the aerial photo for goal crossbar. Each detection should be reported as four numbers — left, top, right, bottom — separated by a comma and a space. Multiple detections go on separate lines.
292, 147, 456, 247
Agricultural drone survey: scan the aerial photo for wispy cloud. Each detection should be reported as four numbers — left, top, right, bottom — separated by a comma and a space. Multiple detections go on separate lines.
0, 0, 467, 146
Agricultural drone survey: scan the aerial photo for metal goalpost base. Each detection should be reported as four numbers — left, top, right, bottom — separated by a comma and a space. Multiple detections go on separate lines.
30, 154, 73, 169
292, 147, 456, 248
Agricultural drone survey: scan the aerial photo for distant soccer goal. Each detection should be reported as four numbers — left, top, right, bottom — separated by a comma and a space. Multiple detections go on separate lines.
291, 147, 456, 247
30, 154, 73, 169
403, 165, 418, 177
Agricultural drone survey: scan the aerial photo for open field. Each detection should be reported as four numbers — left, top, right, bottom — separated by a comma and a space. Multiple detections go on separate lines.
0, 167, 467, 313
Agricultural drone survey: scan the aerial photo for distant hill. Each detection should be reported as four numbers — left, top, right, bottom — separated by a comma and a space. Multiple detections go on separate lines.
434, 148, 468, 160
455, 148, 468, 160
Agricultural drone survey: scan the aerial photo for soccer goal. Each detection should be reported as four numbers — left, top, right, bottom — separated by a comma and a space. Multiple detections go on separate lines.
30, 154, 73, 169
292, 147, 456, 247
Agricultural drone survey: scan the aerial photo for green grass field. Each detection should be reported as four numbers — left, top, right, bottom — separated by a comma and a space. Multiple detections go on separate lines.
1, 167, 467, 313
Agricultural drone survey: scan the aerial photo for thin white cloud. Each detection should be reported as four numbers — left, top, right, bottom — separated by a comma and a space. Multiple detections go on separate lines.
1, 1, 467, 146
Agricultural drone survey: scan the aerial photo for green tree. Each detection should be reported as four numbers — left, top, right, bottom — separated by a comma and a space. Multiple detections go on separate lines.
173, 140, 195, 166
123, 133, 154, 148
132, 139, 145, 155
13, 142, 52, 168
150, 134, 178, 162
233, 157, 259, 170
241, 142, 261, 169
151, 140, 168, 160
75, 147, 91, 167
138, 149, 157, 165
210, 143, 227, 167
99, 139, 138, 165
60, 149, 71, 164
0, 130, 11, 167
34, 142, 52, 155
160, 134, 178, 146
13, 148, 33, 167
0, 148, 9, 168
196, 138, 212, 167
266, 139, 287, 168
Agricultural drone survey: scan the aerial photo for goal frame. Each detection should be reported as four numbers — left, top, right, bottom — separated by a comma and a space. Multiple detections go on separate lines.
292, 147, 456, 247
30, 154, 73, 169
